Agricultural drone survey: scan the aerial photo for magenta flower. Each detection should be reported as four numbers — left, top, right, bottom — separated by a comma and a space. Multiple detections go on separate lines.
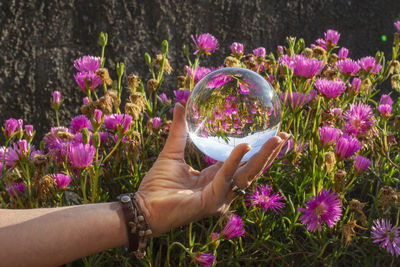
378, 104, 392, 118
203, 155, 217, 165
335, 134, 362, 159
354, 155, 371, 173
52, 173, 72, 190
194, 253, 216, 267
25, 125, 33, 139
371, 219, 400, 257
280, 90, 317, 109
53, 91, 61, 109
70, 115, 92, 134
358, 56, 382, 73
222, 214, 245, 239
152, 117, 162, 129
67, 143, 96, 169
159, 93, 169, 105
253, 47, 266, 58
280, 54, 325, 78
246, 185, 285, 214
395, 21, 400, 31
103, 114, 125, 130
338, 47, 348, 60
4, 118, 18, 137
298, 189, 342, 232
191, 33, 218, 55
231, 42, 244, 56
315, 38, 327, 50
121, 116, 132, 133
336, 59, 360, 75
83, 97, 89, 105
174, 89, 191, 106
350, 78, 362, 94
238, 81, 250, 94
324, 29, 340, 46
6, 182, 25, 197
343, 102, 375, 136
314, 79, 346, 98
93, 109, 103, 125
17, 119, 23, 133
185, 65, 212, 83
207, 73, 232, 89
319, 126, 342, 147
74, 55, 101, 72
74, 71, 102, 93
4, 141, 41, 167
380, 94, 393, 106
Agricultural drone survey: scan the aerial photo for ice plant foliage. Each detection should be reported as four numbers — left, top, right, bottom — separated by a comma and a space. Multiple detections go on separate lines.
298, 189, 342, 232
246, 185, 285, 214
371, 219, 400, 257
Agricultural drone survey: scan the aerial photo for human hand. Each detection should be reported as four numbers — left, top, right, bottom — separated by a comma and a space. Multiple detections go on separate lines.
135, 103, 289, 236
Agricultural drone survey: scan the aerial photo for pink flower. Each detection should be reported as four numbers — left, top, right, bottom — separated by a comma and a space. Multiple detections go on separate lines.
298, 189, 342, 232
378, 104, 392, 118
280, 54, 325, 78
191, 33, 218, 55
152, 117, 162, 129
379, 94, 393, 106
67, 143, 96, 169
319, 126, 342, 147
52, 91, 61, 108
74, 71, 102, 93
230, 42, 244, 56
206, 73, 232, 89
280, 90, 317, 109
395, 21, 400, 31
338, 47, 348, 60
121, 116, 132, 133
335, 134, 361, 159
315, 79, 346, 98
371, 219, 400, 257
173, 90, 191, 106
159, 93, 169, 105
24, 125, 34, 139
336, 59, 360, 75
83, 97, 89, 105
6, 182, 25, 197
203, 155, 217, 165
70, 115, 92, 134
52, 173, 72, 190
4, 118, 18, 137
324, 29, 340, 46
253, 47, 266, 58
350, 78, 362, 94
354, 155, 371, 173
246, 185, 285, 214
185, 65, 212, 82
194, 253, 216, 267
74, 55, 101, 72
238, 81, 250, 94
222, 214, 245, 239
277, 45, 284, 56
343, 102, 375, 136
358, 56, 382, 73
93, 109, 103, 125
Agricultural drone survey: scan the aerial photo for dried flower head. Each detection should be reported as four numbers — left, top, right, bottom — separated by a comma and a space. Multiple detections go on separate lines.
349, 199, 367, 225
324, 151, 336, 173
95, 68, 112, 86
156, 54, 173, 74
224, 56, 240, 67
334, 170, 347, 193
379, 186, 396, 212
127, 74, 139, 93
342, 220, 367, 247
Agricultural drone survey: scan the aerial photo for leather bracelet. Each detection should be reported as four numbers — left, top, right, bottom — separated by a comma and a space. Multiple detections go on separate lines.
117, 193, 152, 258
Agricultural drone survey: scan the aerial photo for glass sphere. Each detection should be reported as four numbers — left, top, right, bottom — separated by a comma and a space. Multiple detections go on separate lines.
185, 67, 281, 162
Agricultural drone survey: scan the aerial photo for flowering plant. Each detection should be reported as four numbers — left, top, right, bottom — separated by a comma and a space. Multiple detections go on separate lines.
2, 21, 400, 265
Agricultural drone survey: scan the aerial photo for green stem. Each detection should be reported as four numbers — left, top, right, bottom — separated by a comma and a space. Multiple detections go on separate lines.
55, 109, 60, 127
102, 137, 122, 163
80, 171, 88, 204
167, 242, 191, 267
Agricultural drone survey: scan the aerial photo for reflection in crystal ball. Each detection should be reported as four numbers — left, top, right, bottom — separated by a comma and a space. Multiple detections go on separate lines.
185, 67, 282, 162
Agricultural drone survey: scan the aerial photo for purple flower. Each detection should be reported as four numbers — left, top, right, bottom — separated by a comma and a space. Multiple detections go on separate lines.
246, 185, 285, 214
185, 65, 212, 83
230, 42, 244, 56
206, 73, 232, 89
336, 59, 360, 75
343, 102, 375, 136
70, 115, 92, 134
314, 79, 346, 98
103, 114, 125, 130
67, 143, 96, 169
74, 71, 102, 93
152, 117, 162, 129
52, 173, 72, 190
324, 29, 340, 46
380, 94, 393, 106
222, 214, 245, 239
6, 182, 25, 197
191, 33, 218, 55
350, 78, 362, 94
25, 125, 34, 138
358, 56, 382, 73
280, 90, 317, 109
315, 38, 327, 50
354, 155, 371, 173
17, 119, 23, 133
203, 154, 217, 165
277, 45, 284, 56
319, 126, 342, 147
280, 55, 325, 78
4, 118, 18, 137
338, 47, 349, 60
371, 219, 400, 257
378, 104, 392, 118
335, 134, 362, 159
74, 55, 101, 72
194, 253, 216, 267
121, 116, 132, 133
93, 109, 103, 125
18, 140, 28, 156
83, 97, 89, 105
253, 47, 266, 58
53, 91, 61, 108
174, 90, 191, 106
159, 93, 169, 105
395, 21, 400, 31
298, 189, 342, 232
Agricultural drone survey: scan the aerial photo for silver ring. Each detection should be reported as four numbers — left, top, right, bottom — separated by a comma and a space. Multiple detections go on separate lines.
231, 179, 246, 196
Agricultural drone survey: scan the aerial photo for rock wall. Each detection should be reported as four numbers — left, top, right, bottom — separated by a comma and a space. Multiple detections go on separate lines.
1, 0, 399, 142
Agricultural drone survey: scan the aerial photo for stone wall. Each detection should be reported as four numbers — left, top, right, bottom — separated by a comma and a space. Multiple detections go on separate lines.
1, 0, 399, 142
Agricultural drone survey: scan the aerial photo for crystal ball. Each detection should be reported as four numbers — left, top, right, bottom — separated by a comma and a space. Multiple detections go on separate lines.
185, 67, 281, 162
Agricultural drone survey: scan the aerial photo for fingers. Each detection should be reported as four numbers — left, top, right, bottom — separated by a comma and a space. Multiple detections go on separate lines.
159, 103, 187, 160
233, 132, 290, 188
211, 143, 251, 200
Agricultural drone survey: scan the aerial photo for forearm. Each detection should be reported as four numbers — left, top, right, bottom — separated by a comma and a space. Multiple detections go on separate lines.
0, 202, 127, 266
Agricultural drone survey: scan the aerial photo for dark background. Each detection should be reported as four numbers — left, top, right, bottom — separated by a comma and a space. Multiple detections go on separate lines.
1, 0, 400, 143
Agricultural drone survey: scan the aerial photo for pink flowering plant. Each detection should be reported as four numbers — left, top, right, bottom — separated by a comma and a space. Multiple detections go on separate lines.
1, 23, 400, 265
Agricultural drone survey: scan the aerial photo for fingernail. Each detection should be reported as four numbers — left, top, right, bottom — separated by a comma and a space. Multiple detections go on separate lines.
245, 144, 252, 151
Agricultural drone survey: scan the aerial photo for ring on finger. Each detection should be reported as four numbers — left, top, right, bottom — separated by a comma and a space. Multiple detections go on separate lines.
231, 179, 246, 196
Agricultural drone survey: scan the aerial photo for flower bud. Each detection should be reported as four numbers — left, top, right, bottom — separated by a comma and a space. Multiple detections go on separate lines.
18, 139, 28, 156
4, 118, 18, 138
99, 32, 108, 47
121, 116, 132, 134
350, 78, 361, 94
25, 125, 34, 142
83, 97, 90, 105
52, 91, 61, 110
116, 62, 124, 78
230, 42, 244, 57
81, 128, 90, 144
162, 40, 169, 54
93, 109, 103, 125
92, 132, 101, 149
277, 45, 284, 57
144, 52, 152, 67
338, 47, 348, 60
152, 117, 162, 130
159, 93, 169, 105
